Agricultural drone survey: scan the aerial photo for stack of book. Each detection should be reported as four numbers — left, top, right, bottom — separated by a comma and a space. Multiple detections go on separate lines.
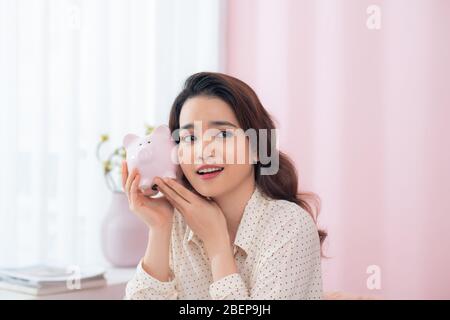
0, 265, 106, 296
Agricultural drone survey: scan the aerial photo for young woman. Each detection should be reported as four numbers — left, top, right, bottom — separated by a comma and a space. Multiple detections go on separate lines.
123, 72, 325, 300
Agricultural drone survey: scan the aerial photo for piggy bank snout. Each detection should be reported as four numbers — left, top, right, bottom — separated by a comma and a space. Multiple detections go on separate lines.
137, 148, 152, 161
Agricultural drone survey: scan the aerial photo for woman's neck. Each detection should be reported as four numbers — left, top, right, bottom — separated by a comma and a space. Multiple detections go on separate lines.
212, 175, 256, 244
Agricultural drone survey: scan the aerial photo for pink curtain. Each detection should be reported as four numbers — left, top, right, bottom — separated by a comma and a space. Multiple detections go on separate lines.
226, 0, 450, 299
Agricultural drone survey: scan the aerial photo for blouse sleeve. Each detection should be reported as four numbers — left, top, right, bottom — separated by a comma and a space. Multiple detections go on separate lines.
124, 259, 178, 300
124, 221, 178, 300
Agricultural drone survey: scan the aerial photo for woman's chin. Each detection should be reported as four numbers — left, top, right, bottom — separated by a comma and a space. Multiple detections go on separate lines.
192, 183, 224, 199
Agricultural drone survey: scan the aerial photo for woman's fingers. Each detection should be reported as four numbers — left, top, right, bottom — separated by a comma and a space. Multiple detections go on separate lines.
155, 177, 189, 213
129, 173, 141, 208
121, 161, 128, 192
125, 167, 138, 194
160, 192, 182, 213
163, 178, 198, 204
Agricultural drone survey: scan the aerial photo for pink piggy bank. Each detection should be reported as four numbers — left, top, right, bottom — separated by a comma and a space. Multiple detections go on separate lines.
123, 125, 178, 196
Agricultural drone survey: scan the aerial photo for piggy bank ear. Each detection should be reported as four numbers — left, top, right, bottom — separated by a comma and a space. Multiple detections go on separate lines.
123, 134, 139, 148
151, 125, 172, 139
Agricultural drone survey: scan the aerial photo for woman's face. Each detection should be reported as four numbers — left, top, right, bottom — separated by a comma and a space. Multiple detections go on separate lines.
177, 96, 256, 198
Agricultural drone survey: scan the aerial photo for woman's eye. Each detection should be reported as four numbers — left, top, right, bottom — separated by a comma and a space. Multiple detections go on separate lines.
181, 135, 196, 143
217, 130, 233, 139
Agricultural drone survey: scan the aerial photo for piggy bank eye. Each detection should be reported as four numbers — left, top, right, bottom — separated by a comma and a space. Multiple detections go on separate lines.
147, 141, 151, 144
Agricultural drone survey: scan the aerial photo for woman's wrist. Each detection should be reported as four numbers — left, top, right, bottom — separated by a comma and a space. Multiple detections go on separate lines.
142, 227, 172, 282
204, 233, 232, 258
146, 217, 173, 232
148, 223, 172, 237
204, 235, 238, 282
208, 247, 238, 282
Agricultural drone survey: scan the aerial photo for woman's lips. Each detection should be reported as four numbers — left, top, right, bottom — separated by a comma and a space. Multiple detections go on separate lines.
197, 165, 224, 180
197, 168, 224, 180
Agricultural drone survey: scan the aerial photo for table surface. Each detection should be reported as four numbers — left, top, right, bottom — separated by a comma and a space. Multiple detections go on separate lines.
0, 267, 136, 300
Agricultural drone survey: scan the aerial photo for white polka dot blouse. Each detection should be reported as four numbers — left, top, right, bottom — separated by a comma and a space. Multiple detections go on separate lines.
125, 186, 323, 300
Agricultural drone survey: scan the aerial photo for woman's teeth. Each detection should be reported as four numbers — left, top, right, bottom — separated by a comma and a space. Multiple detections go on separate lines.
197, 167, 224, 175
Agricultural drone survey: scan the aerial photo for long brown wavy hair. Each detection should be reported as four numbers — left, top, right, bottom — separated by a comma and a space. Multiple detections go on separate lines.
168, 72, 327, 248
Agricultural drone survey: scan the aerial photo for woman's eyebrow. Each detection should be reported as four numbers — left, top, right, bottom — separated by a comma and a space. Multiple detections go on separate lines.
209, 120, 238, 128
180, 120, 238, 130
180, 124, 194, 130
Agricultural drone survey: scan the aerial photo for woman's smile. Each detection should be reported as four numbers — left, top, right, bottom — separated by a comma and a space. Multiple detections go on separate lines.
196, 164, 225, 180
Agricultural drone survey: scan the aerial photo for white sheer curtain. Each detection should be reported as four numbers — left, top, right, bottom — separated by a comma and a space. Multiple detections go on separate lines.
0, 0, 225, 267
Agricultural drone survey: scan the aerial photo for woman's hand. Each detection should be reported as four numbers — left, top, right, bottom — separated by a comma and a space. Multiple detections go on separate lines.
154, 177, 231, 256
122, 161, 174, 231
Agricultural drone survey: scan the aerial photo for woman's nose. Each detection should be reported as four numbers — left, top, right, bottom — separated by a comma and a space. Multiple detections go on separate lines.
195, 138, 215, 162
